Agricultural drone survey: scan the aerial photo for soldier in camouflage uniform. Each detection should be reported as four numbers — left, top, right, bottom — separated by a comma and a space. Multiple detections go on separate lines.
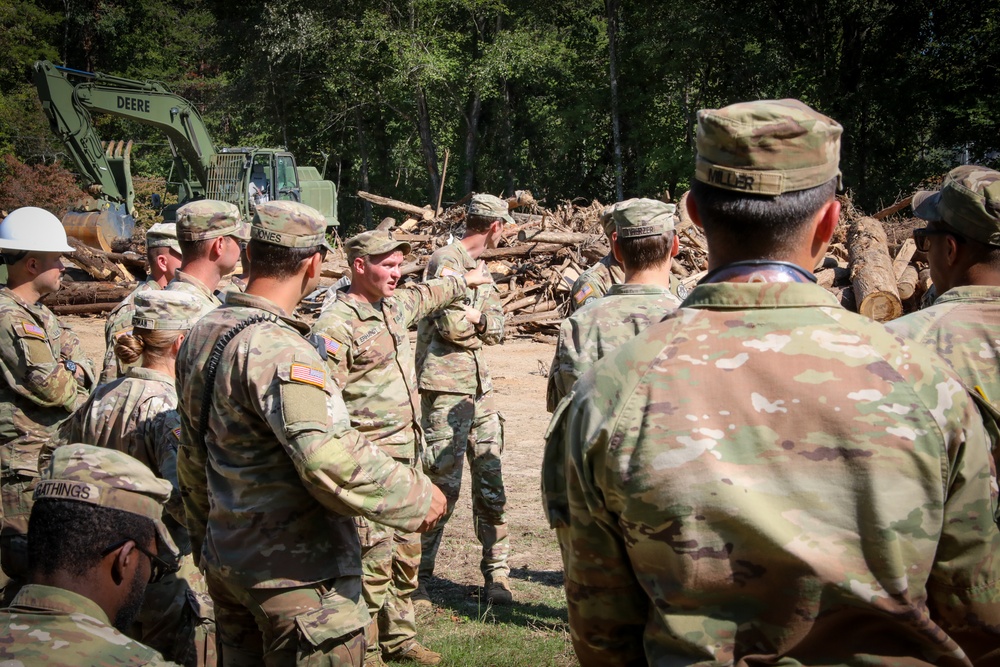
0, 207, 95, 601
55, 291, 216, 666
414, 194, 513, 606
167, 200, 249, 317
546, 198, 681, 412
888, 165, 1000, 417
175, 200, 446, 666
568, 203, 687, 312
312, 230, 490, 666
0, 444, 181, 666
101, 222, 184, 383
543, 99, 1000, 665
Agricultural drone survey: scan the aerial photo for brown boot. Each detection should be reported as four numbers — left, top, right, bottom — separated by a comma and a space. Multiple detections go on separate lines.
364, 653, 388, 667
485, 575, 513, 605
390, 641, 441, 665
411, 582, 432, 611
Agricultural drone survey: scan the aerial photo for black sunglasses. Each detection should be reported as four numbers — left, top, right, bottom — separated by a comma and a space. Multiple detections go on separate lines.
102, 539, 171, 584
913, 227, 965, 253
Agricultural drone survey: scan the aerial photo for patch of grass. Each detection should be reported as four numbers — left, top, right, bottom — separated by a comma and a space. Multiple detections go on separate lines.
409, 572, 577, 667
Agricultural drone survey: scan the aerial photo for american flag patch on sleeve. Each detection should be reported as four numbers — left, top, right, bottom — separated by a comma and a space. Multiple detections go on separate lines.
574, 284, 593, 304
172, 427, 182, 440
440, 267, 460, 278
290, 363, 326, 389
20, 321, 46, 339
322, 336, 342, 356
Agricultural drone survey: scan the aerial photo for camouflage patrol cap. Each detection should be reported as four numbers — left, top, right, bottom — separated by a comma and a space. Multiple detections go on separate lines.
145, 222, 180, 252
132, 291, 203, 331
345, 230, 411, 262
695, 99, 843, 195
36, 444, 179, 561
468, 194, 514, 225
251, 200, 334, 253
176, 200, 250, 242
912, 165, 1000, 246
613, 198, 677, 239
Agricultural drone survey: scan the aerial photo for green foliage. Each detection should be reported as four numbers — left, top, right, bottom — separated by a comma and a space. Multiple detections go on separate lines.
1, 0, 997, 222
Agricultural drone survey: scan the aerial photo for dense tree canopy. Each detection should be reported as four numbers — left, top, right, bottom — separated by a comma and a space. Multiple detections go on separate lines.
1, 0, 997, 228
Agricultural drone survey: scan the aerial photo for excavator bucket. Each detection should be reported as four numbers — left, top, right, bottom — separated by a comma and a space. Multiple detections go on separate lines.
61, 205, 134, 252
61, 140, 137, 250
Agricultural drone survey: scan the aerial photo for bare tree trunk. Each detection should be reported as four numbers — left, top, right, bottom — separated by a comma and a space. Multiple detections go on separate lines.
607, 0, 624, 202
503, 81, 515, 194
354, 106, 373, 228
463, 91, 482, 196
415, 85, 440, 205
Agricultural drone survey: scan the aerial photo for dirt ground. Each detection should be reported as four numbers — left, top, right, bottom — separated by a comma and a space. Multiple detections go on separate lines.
63, 314, 566, 601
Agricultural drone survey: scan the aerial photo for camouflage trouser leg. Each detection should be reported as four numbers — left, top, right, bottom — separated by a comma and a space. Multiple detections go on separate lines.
419, 390, 509, 582
0, 472, 34, 604
135, 553, 217, 666
205, 567, 369, 667
357, 516, 418, 659
379, 529, 420, 656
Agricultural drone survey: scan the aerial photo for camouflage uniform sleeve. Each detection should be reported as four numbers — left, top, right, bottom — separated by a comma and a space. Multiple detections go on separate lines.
56, 319, 95, 388
926, 389, 1000, 660
146, 405, 186, 526
546, 318, 577, 412
396, 275, 468, 328
0, 312, 86, 411
424, 255, 481, 349
252, 341, 435, 531
554, 372, 649, 665
568, 274, 602, 313
176, 414, 209, 567
479, 282, 504, 345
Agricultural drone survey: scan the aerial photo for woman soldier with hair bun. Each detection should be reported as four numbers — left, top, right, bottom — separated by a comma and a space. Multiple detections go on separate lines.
53, 290, 217, 667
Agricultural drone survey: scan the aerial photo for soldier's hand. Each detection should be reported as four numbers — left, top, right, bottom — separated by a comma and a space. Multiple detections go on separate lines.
463, 262, 491, 288
417, 484, 447, 533
463, 306, 483, 325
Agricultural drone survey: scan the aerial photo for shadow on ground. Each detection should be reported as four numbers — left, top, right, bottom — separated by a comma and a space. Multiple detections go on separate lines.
423, 575, 569, 630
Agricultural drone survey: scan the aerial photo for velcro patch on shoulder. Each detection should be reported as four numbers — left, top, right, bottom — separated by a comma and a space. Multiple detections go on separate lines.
19, 320, 46, 340
573, 284, 594, 304
289, 362, 326, 389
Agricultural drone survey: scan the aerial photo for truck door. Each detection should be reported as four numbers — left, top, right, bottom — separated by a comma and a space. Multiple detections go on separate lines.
275, 154, 301, 202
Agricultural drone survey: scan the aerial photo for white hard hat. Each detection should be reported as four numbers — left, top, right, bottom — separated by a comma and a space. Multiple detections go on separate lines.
0, 207, 75, 253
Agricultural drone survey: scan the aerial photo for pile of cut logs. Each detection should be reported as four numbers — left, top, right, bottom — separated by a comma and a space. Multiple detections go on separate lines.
49, 190, 931, 338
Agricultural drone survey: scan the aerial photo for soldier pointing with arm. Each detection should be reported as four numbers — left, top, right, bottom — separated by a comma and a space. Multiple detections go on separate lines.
311, 229, 490, 666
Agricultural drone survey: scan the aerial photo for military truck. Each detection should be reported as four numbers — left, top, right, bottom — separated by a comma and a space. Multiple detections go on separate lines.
32, 60, 337, 248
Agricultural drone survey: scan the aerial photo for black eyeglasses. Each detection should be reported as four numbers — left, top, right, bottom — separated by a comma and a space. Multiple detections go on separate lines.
102, 539, 171, 584
913, 227, 965, 252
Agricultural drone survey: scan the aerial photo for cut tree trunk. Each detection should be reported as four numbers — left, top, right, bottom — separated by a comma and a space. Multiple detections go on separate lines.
50, 302, 121, 315
42, 281, 133, 306
897, 264, 920, 300
516, 230, 599, 245
480, 243, 564, 260
64, 238, 132, 282
357, 191, 435, 220
848, 217, 902, 321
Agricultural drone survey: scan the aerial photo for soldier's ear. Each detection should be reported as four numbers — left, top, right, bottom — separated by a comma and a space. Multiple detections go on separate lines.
686, 195, 702, 229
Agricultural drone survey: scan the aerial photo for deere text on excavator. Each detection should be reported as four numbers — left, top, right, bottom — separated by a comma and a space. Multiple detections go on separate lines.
32, 60, 338, 249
